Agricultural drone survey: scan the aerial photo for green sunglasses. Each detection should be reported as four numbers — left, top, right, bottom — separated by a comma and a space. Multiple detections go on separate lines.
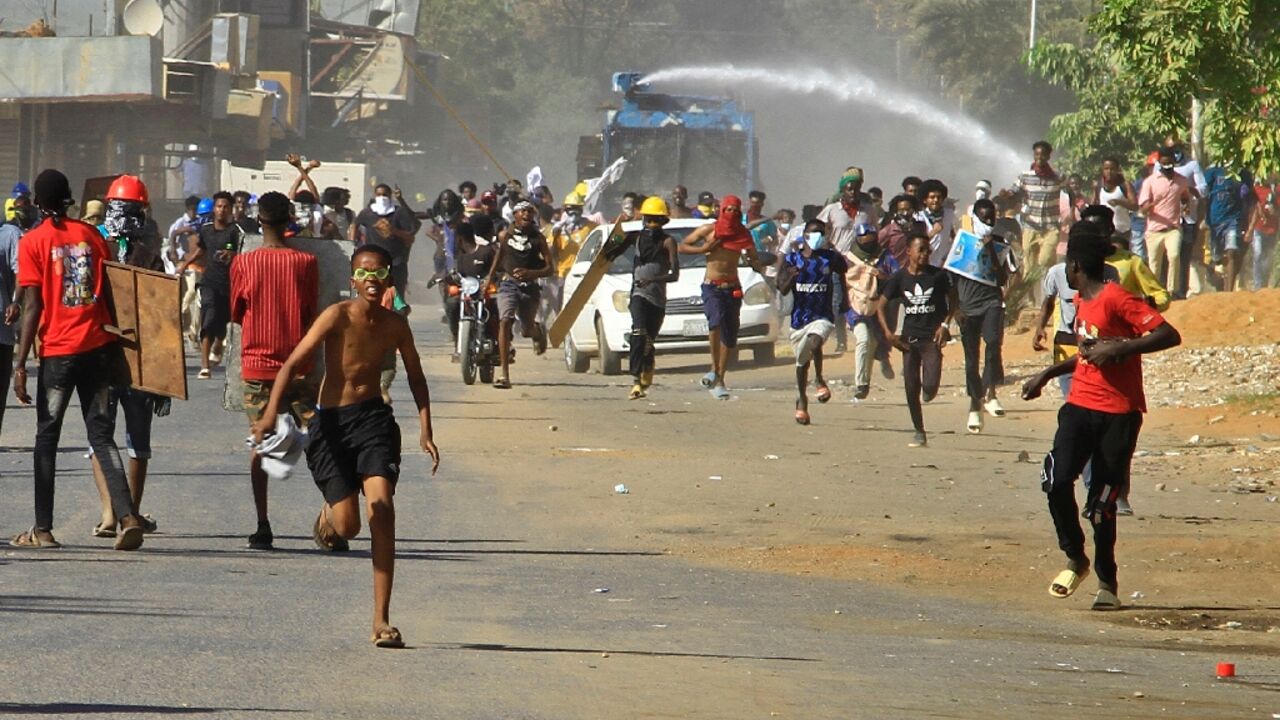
352, 267, 390, 281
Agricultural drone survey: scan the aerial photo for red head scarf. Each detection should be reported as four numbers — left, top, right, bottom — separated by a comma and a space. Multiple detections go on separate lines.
714, 194, 753, 251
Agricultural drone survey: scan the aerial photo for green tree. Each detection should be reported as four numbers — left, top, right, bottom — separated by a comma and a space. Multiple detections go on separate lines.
1030, 0, 1280, 176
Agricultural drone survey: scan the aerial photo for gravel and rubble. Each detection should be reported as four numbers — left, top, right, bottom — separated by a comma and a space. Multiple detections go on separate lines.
1144, 344, 1280, 408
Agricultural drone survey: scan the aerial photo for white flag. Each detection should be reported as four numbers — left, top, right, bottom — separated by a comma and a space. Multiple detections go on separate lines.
583, 156, 627, 213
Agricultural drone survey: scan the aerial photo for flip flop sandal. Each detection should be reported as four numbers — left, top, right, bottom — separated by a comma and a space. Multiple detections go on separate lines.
372, 626, 405, 649
1092, 588, 1122, 611
114, 524, 144, 551
197, 369, 211, 379
493, 378, 512, 390
815, 384, 832, 404
1048, 567, 1090, 598
710, 386, 731, 401
92, 522, 117, 539
795, 409, 810, 425
313, 508, 350, 552
10, 527, 61, 548
628, 384, 646, 400
141, 514, 158, 534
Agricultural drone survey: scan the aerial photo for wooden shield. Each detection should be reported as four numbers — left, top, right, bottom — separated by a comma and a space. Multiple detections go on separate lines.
104, 261, 188, 400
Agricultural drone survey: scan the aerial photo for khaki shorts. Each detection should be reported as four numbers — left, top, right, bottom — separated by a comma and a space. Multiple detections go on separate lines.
243, 378, 318, 428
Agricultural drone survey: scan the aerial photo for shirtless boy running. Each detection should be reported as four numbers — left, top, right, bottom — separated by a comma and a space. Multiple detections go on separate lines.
253, 243, 441, 648
680, 194, 768, 399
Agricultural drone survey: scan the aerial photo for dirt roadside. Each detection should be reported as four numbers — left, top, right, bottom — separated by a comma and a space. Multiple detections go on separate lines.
483, 289, 1280, 653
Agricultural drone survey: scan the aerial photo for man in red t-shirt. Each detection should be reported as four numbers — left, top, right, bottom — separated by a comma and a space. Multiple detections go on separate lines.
230, 191, 320, 550
1022, 222, 1181, 610
9, 169, 146, 550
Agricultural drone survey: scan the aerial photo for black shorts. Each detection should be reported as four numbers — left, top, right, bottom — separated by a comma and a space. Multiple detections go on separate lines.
198, 286, 230, 341
305, 398, 402, 505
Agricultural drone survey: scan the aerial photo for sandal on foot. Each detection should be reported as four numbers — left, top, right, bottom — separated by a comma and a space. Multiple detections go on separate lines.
628, 384, 646, 400
493, 378, 511, 390
795, 409, 810, 425
1049, 567, 1090, 598
699, 371, 716, 388
967, 411, 983, 434
815, 383, 832, 404
141, 514, 158, 534
372, 626, 405, 649
710, 386, 731, 401
92, 522, 117, 539
11, 527, 61, 548
1092, 587, 1122, 611
197, 369, 211, 379
313, 508, 350, 552
114, 523, 144, 551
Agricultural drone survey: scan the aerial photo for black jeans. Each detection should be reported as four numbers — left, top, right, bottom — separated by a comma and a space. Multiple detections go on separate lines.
0, 343, 13, 434
1042, 403, 1143, 589
629, 295, 664, 378
959, 305, 1004, 404
901, 337, 942, 433
34, 344, 132, 531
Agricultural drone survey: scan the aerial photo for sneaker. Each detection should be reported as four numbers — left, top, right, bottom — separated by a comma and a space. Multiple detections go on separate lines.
908, 431, 927, 448
1115, 498, 1134, 516
854, 385, 870, 400
246, 522, 274, 550
984, 398, 1006, 418
967, 411, 983, 434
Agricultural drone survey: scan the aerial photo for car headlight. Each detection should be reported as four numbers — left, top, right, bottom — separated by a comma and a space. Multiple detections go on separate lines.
612, 290, 630, 312
743, 282, 771, 306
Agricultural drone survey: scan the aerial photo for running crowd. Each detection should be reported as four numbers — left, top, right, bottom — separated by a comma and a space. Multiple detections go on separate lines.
1, 134, 1230, 638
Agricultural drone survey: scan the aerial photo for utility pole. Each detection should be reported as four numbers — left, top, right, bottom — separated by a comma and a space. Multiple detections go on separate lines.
1028, 0, 1038, 65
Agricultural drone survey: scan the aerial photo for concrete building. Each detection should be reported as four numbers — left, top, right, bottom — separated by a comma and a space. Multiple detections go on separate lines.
0, 0, 439, 217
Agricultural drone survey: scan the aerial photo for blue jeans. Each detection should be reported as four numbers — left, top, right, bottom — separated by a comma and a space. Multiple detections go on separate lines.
1253, 230, 1276, 289
1129, 227, 1147, 262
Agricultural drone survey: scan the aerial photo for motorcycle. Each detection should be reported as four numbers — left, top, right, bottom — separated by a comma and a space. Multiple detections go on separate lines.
456, 275, 502, 385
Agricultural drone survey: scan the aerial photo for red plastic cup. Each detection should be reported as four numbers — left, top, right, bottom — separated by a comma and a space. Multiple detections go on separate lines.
1216, 662, 1236, 678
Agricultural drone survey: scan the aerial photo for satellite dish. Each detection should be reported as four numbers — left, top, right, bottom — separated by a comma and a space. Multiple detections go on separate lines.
122, 0, 164, 37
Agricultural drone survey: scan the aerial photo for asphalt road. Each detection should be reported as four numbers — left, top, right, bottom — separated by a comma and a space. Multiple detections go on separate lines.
0, 287, 1273, 719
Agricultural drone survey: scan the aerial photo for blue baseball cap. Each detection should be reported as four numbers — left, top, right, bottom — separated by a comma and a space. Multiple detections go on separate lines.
854, 222, 878, 237
12, 182, 30, 198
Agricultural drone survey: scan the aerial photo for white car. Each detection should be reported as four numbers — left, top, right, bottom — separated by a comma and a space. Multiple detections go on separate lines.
561, 219, 779, 375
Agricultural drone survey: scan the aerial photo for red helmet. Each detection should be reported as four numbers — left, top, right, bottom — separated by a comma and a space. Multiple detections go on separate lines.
105, 174, 148, 204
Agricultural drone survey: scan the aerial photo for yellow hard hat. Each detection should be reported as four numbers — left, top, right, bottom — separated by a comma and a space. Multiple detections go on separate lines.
563, 191, 584, 206
639, 196, 669, 217
573, 181, 589, 198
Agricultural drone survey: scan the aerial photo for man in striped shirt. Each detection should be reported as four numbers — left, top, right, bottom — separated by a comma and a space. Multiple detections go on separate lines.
231, 191, 320, 550
1016, 141, 1063, 277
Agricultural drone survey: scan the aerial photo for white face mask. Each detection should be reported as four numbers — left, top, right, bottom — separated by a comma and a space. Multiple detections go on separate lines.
805, 232, 824, 250
372, 196, 395, 215
975, 189, 990, 201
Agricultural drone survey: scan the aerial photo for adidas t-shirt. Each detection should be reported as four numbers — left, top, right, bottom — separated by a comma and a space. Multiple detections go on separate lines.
785, 248, 846, 329
881, 265, 950, 341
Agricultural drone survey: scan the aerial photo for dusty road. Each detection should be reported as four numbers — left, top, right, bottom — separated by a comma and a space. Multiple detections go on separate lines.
2, 285, 1277, 719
